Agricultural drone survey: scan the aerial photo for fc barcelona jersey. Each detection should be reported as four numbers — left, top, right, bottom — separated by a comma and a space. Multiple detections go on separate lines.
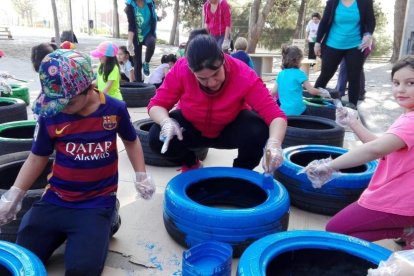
32, 92, 137, 208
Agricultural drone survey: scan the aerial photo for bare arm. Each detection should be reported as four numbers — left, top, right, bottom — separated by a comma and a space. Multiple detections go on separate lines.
100, 80, 114, 95
270, 82, 278, 98
303, 80, 321, 95
123, 138, 146, 173
129, 69, 135, 82
269, 117, 287, 143
149, 106, 170, 125
13, 153, 50, 191
330, 133, 405, 170
349, 119, 378, 143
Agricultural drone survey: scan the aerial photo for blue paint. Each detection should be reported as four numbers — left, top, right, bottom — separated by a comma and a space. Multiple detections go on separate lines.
150, 256, 163, 271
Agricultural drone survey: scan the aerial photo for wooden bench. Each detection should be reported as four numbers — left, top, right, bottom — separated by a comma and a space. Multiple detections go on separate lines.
249, 53, 276, 77
0, 26, 13, 40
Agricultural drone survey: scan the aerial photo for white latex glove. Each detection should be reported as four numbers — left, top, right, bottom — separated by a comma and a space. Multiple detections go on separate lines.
318, 88, 331, 98
134, 172, 156, 200
262, 138, 283, 174
159, 118, 183, 154
359, 34, 373, 53
335, 107, 358, 128
222, 38, 231, 51
314, 42, 321, 57
0, 186, 26, 226
127, 40, 135, 56
0, 80, 12, 95
301, 157, 339, 188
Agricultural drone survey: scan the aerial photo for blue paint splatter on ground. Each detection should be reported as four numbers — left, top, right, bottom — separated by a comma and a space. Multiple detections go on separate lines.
172, 270, 182, 276
146, 243, 155, 250
150, 256, 163, 271
169, 254, 180, 266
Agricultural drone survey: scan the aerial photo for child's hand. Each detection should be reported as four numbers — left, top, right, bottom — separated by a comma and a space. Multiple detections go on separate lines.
314, 43, 321, 57
0, 80, 12, 95
134, 172, 156, 200
318, 88, 331, 98
335, 107, 358, 127
301, 157, 339, 188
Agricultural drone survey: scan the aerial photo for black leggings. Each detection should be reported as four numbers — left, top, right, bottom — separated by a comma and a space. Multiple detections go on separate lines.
148, 110, 269, 169
132, 33, 156, 82
315, 45, 364, 106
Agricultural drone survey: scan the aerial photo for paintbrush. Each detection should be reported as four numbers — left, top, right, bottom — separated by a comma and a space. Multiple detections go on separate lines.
263, 149, 274, 189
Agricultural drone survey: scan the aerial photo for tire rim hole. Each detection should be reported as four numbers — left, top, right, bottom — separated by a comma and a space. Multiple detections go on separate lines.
0, 126, 35, 139
288, 119, 335, 130
0, 161, 53, 190
266, 248, 377, 274
186, 177, 268, 209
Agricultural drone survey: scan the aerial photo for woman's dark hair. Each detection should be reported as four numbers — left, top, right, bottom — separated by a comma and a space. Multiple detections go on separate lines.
31, 43, 58, 72
98, 56, 120, 82
161, 54, 177, 64
118, 45, 134, 66
185, 28, 209, 52
311, 12, 321, 19
186, 35, 224, 72
391, 55, 414, 79
281, 45, 303, 69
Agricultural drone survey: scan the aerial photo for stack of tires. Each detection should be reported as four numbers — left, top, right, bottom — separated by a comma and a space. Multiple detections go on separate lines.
163, 167, 290, 257
0, 88, 50, 242
0, 84, 30, 106
120, 82, 156, 107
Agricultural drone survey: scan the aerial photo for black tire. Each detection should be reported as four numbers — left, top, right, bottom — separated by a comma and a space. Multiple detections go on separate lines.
303, 98, 336, 120
120, 83, 156, 107
283, 115, 345, 148
275, 145, 377, 215
0, 120, 36, 155
0, 152, 54, 242
132, 118, 208, 167
0, 98, 28, 124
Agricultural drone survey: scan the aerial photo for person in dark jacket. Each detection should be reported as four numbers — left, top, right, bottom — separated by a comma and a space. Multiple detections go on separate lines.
314, 0, 375, 108
124, 0, 158, 82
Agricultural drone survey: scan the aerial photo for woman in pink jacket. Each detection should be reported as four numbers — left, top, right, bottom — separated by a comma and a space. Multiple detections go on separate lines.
203, 0, 232, 50
147, 34, 287, 173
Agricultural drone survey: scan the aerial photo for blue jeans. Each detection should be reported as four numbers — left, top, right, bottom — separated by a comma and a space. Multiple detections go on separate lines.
336, 58, 367, 97
17, 201, 113, 275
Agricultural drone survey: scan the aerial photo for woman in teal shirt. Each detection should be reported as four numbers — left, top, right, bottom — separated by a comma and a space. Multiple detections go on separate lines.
125, 0, 158, 82
314, 0, 375, 108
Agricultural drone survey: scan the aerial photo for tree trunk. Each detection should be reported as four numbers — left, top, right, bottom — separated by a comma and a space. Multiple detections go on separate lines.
391, 0, 407, 62
169, 0, 180, 45
293, 0, 307, 39
113, 0, 120, 38
247, 0, 276, 53
51, 0, 60, 45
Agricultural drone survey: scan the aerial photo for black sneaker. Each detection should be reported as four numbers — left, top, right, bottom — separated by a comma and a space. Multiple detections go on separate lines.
358, 94, 366, 101
110, 198, 121, 237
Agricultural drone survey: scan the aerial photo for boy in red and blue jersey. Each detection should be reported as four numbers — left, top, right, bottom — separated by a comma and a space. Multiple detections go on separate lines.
0, 49, 155, 275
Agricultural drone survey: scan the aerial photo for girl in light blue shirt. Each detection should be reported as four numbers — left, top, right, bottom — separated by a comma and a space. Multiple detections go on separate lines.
271, 45, 328, 115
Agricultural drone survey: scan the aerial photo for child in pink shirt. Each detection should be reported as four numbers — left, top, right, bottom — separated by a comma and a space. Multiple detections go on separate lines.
303, 56, 414, 250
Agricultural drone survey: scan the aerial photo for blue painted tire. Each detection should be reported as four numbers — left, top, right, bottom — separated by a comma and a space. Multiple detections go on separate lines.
275, 145, 378, 215
237, 230, 392, 276
0, 240, 46, 275
163, 167, 290, 257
